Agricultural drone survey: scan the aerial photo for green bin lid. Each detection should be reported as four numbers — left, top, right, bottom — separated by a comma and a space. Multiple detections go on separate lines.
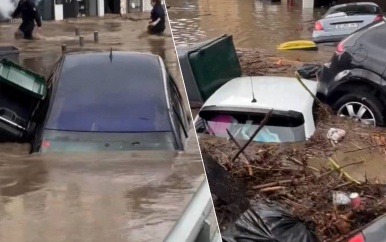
0, 58, 47, 100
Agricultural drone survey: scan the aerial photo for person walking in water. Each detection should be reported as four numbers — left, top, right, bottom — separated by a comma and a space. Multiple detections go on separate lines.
148, 0, 165, 35
11, 0, 42, 40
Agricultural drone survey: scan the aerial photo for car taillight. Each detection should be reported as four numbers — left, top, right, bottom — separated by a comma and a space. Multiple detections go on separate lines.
335, 41, 345, 53
41, 140, 50, 148
373, 14, 383, 22
314, 21, 324, 31
348, 233, 365, 242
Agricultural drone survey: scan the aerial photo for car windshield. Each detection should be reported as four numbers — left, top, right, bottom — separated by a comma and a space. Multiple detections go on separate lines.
41, 130, 176, 153
197, 110, 306, 143
325, 5, 381, 16
45, 53, 172, 133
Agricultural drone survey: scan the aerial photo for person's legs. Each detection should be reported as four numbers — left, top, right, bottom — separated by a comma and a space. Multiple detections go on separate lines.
17, 22, 34, 40
148, 25, 164, 35
23, 24, 35, 40
15, 23, 26, 39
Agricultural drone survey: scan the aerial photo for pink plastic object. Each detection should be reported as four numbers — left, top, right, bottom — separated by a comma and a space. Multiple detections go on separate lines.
207, 115, 234, 135
350, 193, 361, 209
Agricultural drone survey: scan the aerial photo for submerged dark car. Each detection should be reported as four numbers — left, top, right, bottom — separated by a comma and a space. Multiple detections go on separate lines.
26, 51, 190, 153
317, 20, 386, 126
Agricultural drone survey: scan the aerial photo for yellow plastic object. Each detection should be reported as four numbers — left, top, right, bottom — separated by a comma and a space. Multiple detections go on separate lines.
277, 40, 317, 51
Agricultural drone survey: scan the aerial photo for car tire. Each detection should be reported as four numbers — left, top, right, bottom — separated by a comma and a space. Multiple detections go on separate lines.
332, 91, 386, 126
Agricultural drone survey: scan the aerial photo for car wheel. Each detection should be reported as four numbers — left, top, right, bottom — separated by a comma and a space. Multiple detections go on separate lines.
333, 92, 385, 126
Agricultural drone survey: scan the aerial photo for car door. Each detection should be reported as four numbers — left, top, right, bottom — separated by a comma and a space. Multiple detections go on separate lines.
30, 59, 62, 152
168, 75, 189, 149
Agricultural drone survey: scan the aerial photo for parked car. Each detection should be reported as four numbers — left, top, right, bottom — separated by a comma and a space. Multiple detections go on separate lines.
347, 214, 386, 242
317, 20, 386, 126
0, 51, 190, 152
194, 76, 317, 143
312, 2, 384, 43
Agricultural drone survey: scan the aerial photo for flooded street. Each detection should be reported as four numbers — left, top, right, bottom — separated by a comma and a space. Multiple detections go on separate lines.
167, 0, 386, 184
168, 0, 334, 63
0, 17, 206, 241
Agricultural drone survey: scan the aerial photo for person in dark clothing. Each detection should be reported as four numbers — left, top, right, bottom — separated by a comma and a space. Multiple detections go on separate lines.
147, 0, 166, 35
11, 0, 42, 40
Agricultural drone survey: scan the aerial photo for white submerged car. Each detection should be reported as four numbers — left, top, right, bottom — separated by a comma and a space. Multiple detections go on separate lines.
194, 76, 317, 143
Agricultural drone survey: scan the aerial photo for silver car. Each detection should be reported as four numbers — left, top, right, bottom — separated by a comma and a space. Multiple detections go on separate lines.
312, 2, 384, 43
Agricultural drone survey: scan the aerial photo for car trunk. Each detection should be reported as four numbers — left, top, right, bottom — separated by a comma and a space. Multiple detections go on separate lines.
177, 35, 242, 109
322, 14, 375, 33
0, 58, 47, 142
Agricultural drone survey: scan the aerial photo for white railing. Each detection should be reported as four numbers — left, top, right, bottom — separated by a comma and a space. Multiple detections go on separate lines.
163, 178, 222, 242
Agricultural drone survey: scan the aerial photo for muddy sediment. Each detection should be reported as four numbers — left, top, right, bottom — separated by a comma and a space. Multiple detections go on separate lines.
201, 114, 386, 241
237, 48, 302, 77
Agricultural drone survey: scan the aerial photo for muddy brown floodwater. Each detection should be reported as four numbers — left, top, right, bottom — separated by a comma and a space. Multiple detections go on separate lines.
168, 0, 336, 63
0, 17, 206, 242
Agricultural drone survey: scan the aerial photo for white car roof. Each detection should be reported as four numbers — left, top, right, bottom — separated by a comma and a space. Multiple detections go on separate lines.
202, 76, 317, 113
201, 76, 317, 138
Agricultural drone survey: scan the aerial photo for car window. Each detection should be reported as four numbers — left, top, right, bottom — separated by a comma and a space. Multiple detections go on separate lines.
326, 5, 381, 16
169, 75, 188, 137
198, 111, 306, 143
46, 54, 172, 133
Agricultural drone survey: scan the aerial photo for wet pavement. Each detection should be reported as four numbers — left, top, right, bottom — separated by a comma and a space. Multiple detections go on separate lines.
0, 17, 206, 241
168, 0, 335, 63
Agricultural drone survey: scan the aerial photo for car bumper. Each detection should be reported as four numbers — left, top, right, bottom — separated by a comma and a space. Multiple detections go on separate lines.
312, 34, 348, 44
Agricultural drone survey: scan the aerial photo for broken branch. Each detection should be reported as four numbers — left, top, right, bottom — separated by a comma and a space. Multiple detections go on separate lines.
231, 109, 273, 163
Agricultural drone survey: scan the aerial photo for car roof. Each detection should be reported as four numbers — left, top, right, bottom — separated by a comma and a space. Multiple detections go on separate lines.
45, 51, 173, 133
202, 76, 317, 115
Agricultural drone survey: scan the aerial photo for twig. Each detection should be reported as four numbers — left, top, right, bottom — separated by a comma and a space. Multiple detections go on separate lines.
287, 156, 320, 172
336, 223, 370, 242
253, 176, 308, 189
318, 161, 364, 180
226, 129, 253, 176
334, 181, 353, 190
295, 72, 321, 103
259, 186, 285, 192
231, 109, 273, 163
281, 197, 310, 210
328, 157, 361, 184
295, 72, 330, 115
344, 144, 385, 153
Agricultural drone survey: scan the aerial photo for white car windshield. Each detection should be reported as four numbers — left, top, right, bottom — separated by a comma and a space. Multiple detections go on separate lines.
196, 110, 307, 143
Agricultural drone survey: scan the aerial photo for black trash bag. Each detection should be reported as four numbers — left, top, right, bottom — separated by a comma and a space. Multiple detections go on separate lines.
297, 63, 322, 79
222, 201, 318, 242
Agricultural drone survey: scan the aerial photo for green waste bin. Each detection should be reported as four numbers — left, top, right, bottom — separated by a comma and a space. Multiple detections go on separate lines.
177, 35, 242, 108
0, 58, 47, 142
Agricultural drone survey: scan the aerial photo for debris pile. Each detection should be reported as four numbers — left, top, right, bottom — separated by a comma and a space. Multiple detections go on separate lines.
237, 48, 301, 76
200, 112, 386, 242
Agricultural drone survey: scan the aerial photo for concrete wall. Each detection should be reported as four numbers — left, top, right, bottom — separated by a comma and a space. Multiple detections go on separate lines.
302, 0, 314, 8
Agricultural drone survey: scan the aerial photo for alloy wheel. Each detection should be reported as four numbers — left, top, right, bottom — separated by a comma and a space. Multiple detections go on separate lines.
337, 102, 376, 126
